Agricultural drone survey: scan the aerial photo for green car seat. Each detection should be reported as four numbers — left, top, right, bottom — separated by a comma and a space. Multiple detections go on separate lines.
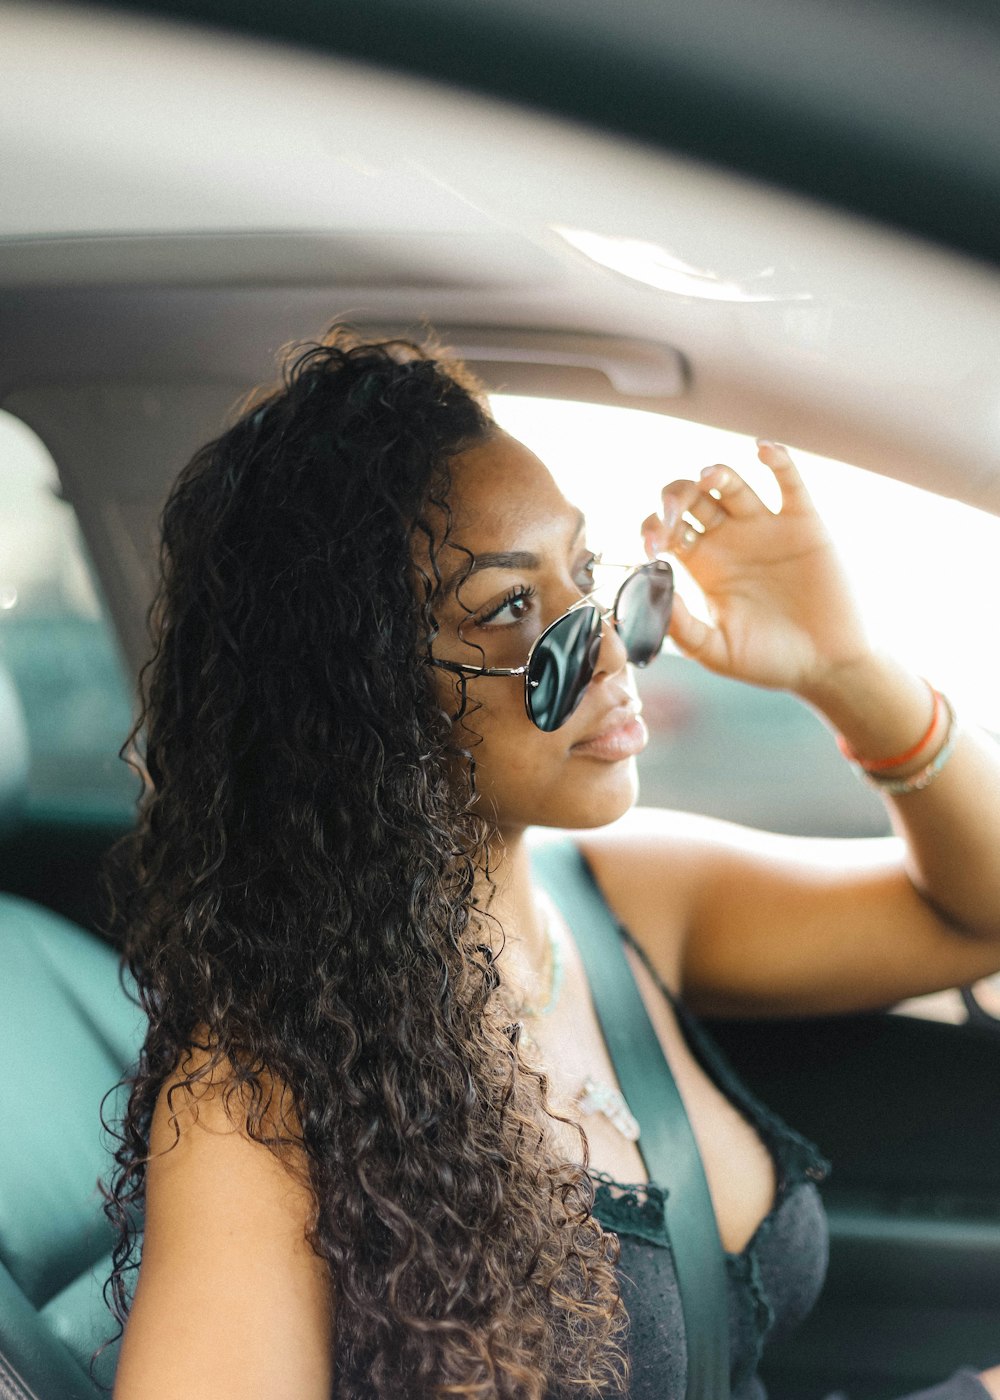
0, 662, 145, 1399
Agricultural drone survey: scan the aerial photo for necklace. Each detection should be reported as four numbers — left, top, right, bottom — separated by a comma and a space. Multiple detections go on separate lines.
501, 895, 641, 1144
504, 896, 565, 1018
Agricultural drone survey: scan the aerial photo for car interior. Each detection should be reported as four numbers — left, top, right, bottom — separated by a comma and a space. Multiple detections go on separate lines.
2, 3, 1000, 1398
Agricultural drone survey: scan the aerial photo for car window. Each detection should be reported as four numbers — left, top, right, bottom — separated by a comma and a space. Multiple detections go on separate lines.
489, 394, 1000, 1023
0, 410, 135, 821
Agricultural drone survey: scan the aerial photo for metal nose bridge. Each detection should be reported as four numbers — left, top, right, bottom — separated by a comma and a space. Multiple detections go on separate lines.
566, 582, 618, 622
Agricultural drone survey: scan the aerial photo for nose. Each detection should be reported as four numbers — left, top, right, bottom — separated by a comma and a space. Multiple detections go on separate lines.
592, 602, 630, 680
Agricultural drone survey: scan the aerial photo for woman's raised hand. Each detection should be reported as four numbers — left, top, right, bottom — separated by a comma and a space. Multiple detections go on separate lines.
641, 440, 873, 699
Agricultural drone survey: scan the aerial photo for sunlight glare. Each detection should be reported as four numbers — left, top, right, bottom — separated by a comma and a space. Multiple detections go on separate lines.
489, 395, 1000, 733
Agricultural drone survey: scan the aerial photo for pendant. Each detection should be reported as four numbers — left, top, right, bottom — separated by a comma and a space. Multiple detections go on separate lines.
509, 1025, 641, 1143
574, 1076, 641, 1142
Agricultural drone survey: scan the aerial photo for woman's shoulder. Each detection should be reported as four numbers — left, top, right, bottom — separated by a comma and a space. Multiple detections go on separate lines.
146, 1027, 321, 1277
114, 1030, 334, 1400
152, 1025, 303, 1158
569, 803, 756, 871
562, 806, 718, 992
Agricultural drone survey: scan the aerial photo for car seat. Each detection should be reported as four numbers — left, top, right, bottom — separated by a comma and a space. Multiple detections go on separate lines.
0, 661, 145, 1400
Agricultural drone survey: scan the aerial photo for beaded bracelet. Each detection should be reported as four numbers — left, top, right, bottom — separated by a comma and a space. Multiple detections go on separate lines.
836, 677, 940, 771
850, 691, 959, 795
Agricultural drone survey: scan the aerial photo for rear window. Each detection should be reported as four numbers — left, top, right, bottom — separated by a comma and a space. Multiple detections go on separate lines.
0, 410, 135, 820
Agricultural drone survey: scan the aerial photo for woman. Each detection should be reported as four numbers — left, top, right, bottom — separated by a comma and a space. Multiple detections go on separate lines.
102, 325, 1000, 1400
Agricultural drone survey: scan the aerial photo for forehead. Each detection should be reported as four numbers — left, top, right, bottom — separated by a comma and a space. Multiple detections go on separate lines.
444, 431, 575, 547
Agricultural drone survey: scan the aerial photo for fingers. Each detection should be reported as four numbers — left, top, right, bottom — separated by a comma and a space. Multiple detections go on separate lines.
687, 482, 728, 533
666, 592, 729, 672
755, 439, 813, 513
642, 464, 766, 558
642, 441, 809, 558
699, 463, 768, 520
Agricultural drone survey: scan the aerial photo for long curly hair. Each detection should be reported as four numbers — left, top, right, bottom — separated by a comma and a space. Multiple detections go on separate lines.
96, 323, 630, 1398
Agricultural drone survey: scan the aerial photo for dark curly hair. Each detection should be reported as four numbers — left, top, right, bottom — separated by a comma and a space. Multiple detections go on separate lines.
96, 323, 630, 1398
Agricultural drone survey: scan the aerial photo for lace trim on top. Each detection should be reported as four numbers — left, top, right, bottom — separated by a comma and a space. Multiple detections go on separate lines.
572, 906, 831, 1392
588, 1166, 828, 1390
587, 1169, 812, 1265
589, 1172, 671, 1249
583, 919, 833, 1387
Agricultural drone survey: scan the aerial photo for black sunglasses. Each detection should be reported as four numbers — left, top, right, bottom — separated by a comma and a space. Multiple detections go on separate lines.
427, 558, 674, 732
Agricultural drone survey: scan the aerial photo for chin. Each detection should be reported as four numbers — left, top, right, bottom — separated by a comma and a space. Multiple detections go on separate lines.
478, 755, 641, 833
550, 760, 640, 829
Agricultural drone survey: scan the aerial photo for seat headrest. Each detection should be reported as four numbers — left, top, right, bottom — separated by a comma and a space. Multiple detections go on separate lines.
0, 662, 28, 837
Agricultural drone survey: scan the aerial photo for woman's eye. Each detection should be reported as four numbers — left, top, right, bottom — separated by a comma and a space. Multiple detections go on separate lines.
575, 551, 601, 594
477, 585, 537, 627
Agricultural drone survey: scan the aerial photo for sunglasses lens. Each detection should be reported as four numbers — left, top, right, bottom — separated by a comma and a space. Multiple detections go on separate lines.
615, 562, 674, 666
527, 607, 603, 732
525, 563, 673, 732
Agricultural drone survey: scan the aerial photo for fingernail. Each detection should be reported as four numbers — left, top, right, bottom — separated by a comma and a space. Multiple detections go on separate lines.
662, 501, 677, 530
756, 437, 775, 448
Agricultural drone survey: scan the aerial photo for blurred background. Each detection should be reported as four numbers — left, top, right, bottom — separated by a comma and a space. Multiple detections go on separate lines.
4, 394, 998, 838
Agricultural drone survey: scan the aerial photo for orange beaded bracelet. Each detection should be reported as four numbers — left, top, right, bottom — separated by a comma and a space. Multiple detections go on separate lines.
835, 679, 941, 773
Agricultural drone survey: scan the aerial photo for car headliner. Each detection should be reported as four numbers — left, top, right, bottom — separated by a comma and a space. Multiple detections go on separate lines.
2, 4, 999, 669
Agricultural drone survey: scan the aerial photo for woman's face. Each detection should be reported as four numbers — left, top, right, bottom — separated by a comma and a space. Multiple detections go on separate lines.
422, 429, 648, 836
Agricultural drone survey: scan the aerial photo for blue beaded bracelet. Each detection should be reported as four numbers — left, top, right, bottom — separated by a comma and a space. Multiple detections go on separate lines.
853, 691, 958, 795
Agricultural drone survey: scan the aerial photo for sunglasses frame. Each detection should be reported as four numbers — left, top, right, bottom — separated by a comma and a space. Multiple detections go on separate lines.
427, 557, 674, 731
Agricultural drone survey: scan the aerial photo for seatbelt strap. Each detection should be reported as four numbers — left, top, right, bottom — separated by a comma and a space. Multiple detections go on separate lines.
529, 837, 731, 1400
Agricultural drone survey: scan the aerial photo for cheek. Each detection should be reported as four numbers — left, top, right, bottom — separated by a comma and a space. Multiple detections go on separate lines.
476, 731, 562, 821
452, 681, 553, 781
447, 685, 638, 830
456, 679, 536, 757
473, 689, 574, 776
474, 717, 638, 830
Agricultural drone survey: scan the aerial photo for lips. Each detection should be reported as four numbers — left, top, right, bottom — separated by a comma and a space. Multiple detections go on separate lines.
570, 704, 648, 760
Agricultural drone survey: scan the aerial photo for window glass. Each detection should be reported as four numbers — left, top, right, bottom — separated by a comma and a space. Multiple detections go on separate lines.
489, 394, 1000, 834
0, 410, 135, 819
488, 394, 1000, 1021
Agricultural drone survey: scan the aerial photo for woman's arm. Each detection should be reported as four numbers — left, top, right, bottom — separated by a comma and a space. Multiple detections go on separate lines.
574, 442, 1000, 1018
113, 1050, 335, 1400
576, 800, 1000, 1018
799, 649, 1000, 944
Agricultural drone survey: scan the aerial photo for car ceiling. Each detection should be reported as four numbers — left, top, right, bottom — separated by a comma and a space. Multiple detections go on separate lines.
2, 3, 1000, 666
61, 0, 1000, 276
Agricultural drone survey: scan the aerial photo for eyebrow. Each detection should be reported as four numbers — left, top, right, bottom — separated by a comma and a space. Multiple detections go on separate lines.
440, 508, 587, 602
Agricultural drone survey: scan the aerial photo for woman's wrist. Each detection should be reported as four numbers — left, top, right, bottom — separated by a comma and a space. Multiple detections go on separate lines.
797, 651, 951, 783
